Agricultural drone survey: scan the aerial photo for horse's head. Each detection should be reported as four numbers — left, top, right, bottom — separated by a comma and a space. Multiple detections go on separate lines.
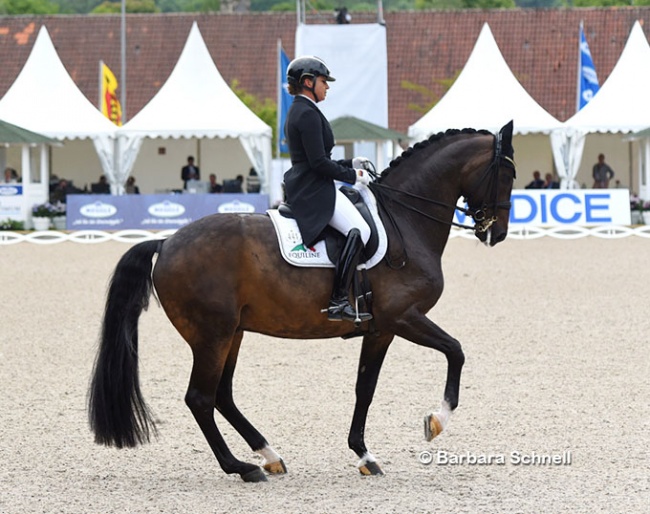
462, 120, 516, 246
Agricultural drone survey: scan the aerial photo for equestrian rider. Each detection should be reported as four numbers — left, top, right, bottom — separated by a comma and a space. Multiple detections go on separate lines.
283, 56, 374, 323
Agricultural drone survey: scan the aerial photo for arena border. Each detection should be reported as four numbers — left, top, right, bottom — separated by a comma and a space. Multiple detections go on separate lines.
2, 226, 650, 245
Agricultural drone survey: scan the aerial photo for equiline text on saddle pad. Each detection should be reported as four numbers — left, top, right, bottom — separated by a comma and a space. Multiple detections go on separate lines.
267, 183, 387, 269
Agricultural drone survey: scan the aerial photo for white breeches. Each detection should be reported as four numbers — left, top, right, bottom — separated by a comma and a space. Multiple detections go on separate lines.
328, 188, 371, 245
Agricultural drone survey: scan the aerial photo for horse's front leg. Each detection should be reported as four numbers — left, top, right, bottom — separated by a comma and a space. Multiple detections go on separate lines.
348, 333, 394, 476
393, 308, 465, 441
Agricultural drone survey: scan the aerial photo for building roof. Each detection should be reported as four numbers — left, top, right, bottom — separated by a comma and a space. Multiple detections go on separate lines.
0, 9, 648, 134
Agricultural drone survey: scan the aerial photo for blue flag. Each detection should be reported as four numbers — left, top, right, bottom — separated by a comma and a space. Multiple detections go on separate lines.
278, 47, 293, 155
578, 25, 600, 111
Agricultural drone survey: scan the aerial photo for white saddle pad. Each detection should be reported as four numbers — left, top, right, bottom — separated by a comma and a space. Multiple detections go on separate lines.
268, 184, 387, 269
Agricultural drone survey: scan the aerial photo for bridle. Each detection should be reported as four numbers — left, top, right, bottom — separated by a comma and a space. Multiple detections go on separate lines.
461, 130, 517, 233
368, 131, 516, 268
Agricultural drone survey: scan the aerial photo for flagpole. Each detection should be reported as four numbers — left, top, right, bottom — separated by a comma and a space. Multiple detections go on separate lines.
120, 0, 127, 123
98, 60, 103, 111
576, 20, 583, 113
275, 38, 282, 159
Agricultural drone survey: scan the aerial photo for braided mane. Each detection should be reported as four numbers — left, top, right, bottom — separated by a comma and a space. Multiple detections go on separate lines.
379, 127, 492, 181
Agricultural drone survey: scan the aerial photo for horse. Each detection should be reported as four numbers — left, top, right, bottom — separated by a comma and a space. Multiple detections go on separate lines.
88, 121, 516, 483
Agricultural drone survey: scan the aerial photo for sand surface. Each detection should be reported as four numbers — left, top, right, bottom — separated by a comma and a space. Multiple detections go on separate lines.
1, 236, 648, 513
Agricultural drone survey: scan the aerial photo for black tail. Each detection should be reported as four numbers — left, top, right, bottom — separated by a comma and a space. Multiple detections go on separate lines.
88, 239, 162, 448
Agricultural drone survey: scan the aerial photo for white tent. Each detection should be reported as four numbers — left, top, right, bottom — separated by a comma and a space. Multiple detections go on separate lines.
408, 23, 562, 140
117, 22, 272, 194
0, 25, 117, 192
559, 21, 650, 194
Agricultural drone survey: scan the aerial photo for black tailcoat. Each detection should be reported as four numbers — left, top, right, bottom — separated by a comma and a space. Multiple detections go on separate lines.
283, 96, 356, 247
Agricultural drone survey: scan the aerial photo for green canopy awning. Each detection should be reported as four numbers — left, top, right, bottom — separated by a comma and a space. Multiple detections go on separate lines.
0, 118, 58, 145
330, 116, 407, 143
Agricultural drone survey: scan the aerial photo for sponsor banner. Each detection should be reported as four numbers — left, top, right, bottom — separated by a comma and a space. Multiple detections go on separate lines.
453, 189, 631, 227
66, 194, 269, 230
0, 184, 23, 219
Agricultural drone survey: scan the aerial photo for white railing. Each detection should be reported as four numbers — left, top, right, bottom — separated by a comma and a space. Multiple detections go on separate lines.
2, 225, 650, 245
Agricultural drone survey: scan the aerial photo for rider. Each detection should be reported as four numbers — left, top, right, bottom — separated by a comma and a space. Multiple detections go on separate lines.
283, 55, 374, 323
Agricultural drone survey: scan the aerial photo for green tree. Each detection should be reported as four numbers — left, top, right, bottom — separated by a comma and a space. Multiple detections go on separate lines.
0, 0, 59, 14
91, 0, 159, 13
157, 0, 220, 11
230, 79, 278, 151
415, 0, 515, 7
401, 70, 460, 114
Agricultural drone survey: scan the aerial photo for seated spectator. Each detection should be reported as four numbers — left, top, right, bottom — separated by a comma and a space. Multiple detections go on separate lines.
2, 167, 19, 183
525, 170, 545, 189
246, 167, 261, 193
91, 174, 111, 194
50, 178, 81, 203
208, 173, 223, 193
223, 175, 244, 193
125, 176, 140, 194
543, 173, 560, 189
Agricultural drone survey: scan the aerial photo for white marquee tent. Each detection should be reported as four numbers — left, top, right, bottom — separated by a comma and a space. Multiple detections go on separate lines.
408, 23, 562, 140
559, 21, 650, 194
0, 25, 117, 193
116, 22, 272, 194
407, 23, 564, 189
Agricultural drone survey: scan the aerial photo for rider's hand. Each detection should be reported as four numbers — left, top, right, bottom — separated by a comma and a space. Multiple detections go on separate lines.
353, 156, 374, 171
355, 168, 371, 186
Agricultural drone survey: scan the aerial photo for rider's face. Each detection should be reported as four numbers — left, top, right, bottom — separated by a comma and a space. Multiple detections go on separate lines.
307, 76, 329, 102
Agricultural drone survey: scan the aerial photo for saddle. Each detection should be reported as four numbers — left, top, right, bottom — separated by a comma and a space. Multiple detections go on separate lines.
277, 186, 380, 264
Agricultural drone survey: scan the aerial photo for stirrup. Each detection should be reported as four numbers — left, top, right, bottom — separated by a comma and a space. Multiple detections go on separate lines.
324, 299, 372, 324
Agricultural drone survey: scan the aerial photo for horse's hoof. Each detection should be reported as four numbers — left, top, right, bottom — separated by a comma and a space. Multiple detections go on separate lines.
424, 413, 443, 442
241, 467, 268, 483
263, 459, 287, 474
359, 461, 384, 476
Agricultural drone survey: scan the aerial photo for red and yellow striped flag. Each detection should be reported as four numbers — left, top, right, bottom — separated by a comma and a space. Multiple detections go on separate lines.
100, 62, 122, 126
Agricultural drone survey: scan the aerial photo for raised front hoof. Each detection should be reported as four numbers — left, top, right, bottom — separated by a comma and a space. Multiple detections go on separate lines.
263, 459, 287, 475
424, 413, 444, 442
241, 467, 268, 483
359, 461, 384, 476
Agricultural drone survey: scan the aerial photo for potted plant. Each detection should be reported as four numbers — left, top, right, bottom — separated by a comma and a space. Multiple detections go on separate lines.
630, 195, 644, 225
31, 201, 66, 230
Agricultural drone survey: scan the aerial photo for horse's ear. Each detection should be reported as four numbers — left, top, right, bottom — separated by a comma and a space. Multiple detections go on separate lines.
499, 120, 514, 146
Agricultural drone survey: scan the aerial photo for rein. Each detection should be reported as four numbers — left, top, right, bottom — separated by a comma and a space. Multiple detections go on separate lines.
368, 132, 516, 269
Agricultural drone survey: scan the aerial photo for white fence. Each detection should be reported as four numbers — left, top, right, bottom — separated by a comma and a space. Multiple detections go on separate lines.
2, 225, 650, 245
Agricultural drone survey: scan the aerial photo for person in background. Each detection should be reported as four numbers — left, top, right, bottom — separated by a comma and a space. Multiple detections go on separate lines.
208, 173, 223, 193
3, 167, 19, 183
592, 153, 614, 188
125, 176, 140, 194
181, 156, 200, 189
91, 174, 110, 194
246, 167, 261, 193
524, 170, 545, 189
50, 178, 81, 203
543, 173, 560, 189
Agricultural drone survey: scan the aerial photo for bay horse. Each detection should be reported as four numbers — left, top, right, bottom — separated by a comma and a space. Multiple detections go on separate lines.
88, 121, 516, 482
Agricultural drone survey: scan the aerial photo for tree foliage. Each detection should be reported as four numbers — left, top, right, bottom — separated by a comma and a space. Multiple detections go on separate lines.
91, 0, 159, 13
230, 79, 279, 150
0, 0, 59, 14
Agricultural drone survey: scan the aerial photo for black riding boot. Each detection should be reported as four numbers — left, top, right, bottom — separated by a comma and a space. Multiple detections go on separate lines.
327, 229, 373, 323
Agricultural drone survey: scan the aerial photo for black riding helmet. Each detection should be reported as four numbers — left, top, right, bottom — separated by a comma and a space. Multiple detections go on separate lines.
287, 56, 335, 102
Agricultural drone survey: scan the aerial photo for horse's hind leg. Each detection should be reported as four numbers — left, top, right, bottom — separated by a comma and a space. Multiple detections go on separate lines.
348, 333, 395, 476
185, 335, 266, 483
215, 329, 286, 475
